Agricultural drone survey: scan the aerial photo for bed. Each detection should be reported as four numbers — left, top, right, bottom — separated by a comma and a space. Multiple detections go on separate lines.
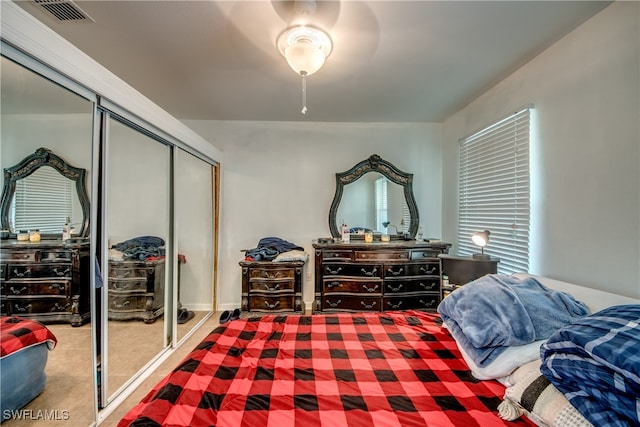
118, 274, 639, 427
0, 316, 57, 421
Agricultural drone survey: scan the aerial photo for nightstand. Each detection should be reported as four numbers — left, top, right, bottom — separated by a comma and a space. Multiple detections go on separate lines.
439, 254, 499, 286
239, 260, 305, 314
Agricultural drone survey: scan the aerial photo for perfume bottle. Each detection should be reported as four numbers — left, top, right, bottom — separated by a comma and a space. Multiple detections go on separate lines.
62, 216, 71, 242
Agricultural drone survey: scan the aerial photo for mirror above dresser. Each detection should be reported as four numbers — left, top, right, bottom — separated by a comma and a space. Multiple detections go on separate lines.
328, 154, 420, 240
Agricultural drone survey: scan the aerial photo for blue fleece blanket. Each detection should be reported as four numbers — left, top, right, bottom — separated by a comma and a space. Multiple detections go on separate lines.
540, 304, 640, 427
437, 274, 589, 366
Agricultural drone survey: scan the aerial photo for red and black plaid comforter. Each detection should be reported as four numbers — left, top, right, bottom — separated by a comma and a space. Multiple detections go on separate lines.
0, 316, 57, 357
119, 311, 533, 427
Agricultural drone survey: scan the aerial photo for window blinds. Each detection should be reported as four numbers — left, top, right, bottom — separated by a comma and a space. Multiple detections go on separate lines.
12, 167, 73, 233
458, 108, 531, 274
375, 177, 388, 231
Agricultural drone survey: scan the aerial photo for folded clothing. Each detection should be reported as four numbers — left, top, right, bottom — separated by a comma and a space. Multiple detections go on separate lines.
437, 274, 589, 367
540, 304, 640, 427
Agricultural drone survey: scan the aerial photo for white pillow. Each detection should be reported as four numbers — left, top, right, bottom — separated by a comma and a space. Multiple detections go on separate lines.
456, 339, 545, 381
273, 250, 308, 263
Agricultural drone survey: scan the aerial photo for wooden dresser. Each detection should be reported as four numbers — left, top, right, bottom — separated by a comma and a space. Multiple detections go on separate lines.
0, 239, 90, 326
239, 260, 305, 314
313, 241, 451, 313
107, 258, 165, 323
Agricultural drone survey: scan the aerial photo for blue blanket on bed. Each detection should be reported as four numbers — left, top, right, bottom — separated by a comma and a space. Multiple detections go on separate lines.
540, 304, 640, 427
437, 274, 589, 366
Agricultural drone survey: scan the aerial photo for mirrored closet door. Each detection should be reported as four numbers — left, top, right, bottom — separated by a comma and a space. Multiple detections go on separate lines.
174, 149, 217, 342
102, 116, 171, 403
0, 54, 97, 425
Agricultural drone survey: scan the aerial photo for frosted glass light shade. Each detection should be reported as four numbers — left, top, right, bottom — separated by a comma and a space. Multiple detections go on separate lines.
277, 25, 332, 76
284, 41, 325, 75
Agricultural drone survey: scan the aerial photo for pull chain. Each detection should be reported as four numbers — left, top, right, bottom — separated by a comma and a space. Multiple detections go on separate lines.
300, 71, 308, 114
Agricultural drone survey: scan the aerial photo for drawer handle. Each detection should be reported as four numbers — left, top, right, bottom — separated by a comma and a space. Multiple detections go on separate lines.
53, 268, 70, 277
13, 303, 32, 312
387, 301, 403, 310
112, 300, 131, 309
264, 301, 280, 309
419, 282, 436, 291
13, 268, 31, 278
327, 281, 342, 289
326, 299, 342, 308
326, 266, 343, 275
360, 300, 377, 310
387, 267, 404, 276
49, 284, 66, 291
53, 302, 71, 312
264, 283, 280, 291
9, 286, 27, 295
419, 299, 437, 308
388, 284, 404, 292
363, 284, 379, 293
360, 267, 377, 277
420, 266, 437, 275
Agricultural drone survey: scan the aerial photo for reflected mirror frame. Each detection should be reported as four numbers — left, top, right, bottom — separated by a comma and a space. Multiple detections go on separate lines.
328, 154, 420, 239
0, 147, 91, 238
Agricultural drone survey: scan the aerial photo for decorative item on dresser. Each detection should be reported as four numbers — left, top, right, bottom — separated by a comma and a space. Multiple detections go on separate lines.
239, 260, 305, 314
313, 240, 451, 313
0, 239, 90, 326
107, 258, 165, 323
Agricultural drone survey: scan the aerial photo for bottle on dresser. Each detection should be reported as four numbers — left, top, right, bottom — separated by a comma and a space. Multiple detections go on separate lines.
62, 216, 72, 242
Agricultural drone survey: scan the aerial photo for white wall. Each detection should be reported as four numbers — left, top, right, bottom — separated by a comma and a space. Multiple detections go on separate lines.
183, 120, 443, 310
442, 2, 639, 298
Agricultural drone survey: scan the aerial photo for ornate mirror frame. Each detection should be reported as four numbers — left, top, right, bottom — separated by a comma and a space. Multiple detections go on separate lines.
328, 154, 420, 239
0, 147, 90, 238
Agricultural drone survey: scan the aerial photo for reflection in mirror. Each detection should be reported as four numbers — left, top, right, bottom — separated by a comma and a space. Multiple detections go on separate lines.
105, 117, 169, 403
175, 149, 216, 342
336, 172, 409, 234
1, 55, 96, 424
1, 147, 90, 238
329, 154, 419, 239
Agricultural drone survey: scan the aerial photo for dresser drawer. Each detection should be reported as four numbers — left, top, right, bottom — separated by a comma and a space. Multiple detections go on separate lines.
0, 264, 5, 280
384, 278, 440, 294
108, 278, 148, 292
410, 249, 441, 260
322, 250, 353, 261
383, 295, 440, 311
323, 278, 382, 294
249, 267, 295, 280
249, 279, 294, 293
354, 251, 409, 261
249, 295, 295, 312
384, 262, 440, 278
321, 295, 381, 311
1, 250, 74, 263
2, 280, 70, 297
6, 263, 72, 279
109, 294, 149, 312
5, 296, 73, 315
109, 262, 157, 279
322, 263, 381, 278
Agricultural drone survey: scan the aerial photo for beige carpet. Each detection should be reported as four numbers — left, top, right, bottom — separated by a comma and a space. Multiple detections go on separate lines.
2, 311, 217, 427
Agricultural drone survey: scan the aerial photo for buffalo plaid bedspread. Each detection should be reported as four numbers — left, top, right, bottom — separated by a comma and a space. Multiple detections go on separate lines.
119, 311, 534, 427
0, 316, 57, 357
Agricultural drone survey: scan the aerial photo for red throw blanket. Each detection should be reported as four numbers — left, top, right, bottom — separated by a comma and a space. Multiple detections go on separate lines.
120, 311, 534, 427
0, 316, 57, 357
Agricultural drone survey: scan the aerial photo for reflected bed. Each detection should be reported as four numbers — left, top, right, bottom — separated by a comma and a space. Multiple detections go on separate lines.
0, 316, 57, 420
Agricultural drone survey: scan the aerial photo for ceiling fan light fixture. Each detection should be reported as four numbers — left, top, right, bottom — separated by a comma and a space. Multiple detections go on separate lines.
278, 26, 332, 76
277, 25, 333, 115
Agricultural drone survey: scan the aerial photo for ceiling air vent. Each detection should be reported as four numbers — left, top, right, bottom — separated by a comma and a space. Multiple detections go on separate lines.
33, 0, 94, 22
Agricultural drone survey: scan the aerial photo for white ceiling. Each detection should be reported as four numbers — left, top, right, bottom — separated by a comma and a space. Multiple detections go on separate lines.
15, 0, 611, 123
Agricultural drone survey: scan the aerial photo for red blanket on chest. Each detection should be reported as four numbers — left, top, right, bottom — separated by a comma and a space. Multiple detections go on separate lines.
119, 311, 533, 427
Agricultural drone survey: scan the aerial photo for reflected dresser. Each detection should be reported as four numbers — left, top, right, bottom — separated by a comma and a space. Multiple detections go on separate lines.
0, 239, 90, 326
107, 258, 165, 323
239, 260, 305, 314
313, 241, 451, 313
